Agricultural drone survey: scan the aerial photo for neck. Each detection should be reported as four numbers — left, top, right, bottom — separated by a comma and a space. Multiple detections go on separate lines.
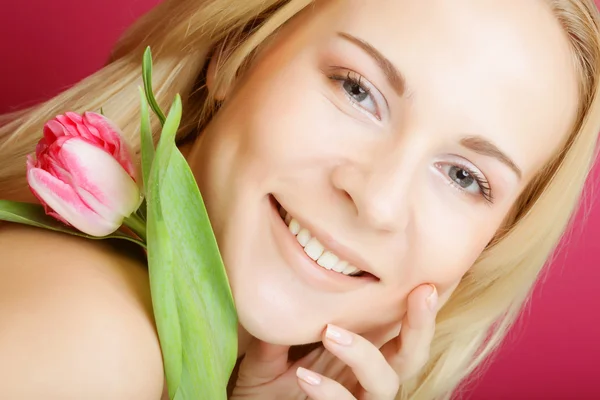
178, 140, 195, 159
237, 323, 253, 357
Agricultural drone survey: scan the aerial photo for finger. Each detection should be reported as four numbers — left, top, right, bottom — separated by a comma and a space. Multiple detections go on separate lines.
322, 324, 400, 399
237, 339, 291, 386
296, 367, 356, 400
381, 284, 438, 381
319, 322, 400, 383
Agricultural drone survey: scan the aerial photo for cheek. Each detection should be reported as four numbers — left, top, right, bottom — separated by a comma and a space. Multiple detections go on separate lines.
237, 90, 339, 168
227, 56, 355, 173
346, 210, 503, 333
414, 201, 502, 291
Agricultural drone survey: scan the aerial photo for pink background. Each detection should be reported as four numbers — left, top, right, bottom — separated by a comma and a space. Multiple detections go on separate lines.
1, 1, 598, 398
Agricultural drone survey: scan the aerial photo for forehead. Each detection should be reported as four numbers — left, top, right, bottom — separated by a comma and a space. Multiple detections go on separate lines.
292, 0, 579, 179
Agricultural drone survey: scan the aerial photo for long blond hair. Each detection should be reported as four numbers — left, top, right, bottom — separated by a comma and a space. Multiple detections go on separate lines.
1, 0, 599, 398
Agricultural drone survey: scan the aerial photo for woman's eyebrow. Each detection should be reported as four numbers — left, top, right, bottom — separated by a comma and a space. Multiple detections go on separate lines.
337, 31, 407, 97
460, 136, 523, 179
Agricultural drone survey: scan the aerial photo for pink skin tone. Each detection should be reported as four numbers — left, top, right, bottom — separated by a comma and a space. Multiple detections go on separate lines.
187, 0, 578, 351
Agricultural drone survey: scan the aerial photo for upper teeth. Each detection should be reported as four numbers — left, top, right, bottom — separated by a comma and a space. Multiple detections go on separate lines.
280, 207, 362, 276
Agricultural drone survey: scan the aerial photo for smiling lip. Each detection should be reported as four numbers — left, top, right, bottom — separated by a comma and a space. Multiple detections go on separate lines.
268, 195, 377, 292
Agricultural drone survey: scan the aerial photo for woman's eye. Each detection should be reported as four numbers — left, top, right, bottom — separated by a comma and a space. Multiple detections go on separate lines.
329, 70, 380, 119
343, 78, 370, 102
449, 166, 476, 190
438, 163, 494, 203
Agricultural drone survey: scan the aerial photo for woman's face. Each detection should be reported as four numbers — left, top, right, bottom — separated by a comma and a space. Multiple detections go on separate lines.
188, 0, 578, 345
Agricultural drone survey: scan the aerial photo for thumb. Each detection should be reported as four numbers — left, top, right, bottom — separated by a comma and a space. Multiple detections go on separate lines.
236, 339, 291, 386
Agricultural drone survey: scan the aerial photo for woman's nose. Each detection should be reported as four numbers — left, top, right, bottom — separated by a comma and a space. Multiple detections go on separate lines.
331, 156, 416, 233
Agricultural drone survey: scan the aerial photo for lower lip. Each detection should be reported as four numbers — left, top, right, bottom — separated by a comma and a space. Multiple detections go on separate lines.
268, 195, 372, 293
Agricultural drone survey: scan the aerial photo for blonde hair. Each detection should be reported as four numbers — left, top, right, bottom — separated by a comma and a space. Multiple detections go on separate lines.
1, 0, 599, 398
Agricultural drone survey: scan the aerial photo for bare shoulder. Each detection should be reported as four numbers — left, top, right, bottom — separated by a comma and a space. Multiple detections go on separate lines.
0, 223, 165, 399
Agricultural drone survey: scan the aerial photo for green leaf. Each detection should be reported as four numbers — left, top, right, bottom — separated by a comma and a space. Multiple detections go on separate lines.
139, 85, 155, 193
142, 47, 167, 126
136, 198, 148, 222
146, 96, 237, 400
0, 200, 146, 248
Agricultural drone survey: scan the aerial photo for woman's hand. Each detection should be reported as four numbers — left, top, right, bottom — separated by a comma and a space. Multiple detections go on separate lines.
230, 284, 438, 400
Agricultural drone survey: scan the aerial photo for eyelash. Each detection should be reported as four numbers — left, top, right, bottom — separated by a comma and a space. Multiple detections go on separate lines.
438, 161, 494, 204
325, 68, 494, 203
327, 69, 381, 120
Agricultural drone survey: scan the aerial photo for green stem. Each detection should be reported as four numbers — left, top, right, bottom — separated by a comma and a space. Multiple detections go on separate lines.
123, 212, 147, 243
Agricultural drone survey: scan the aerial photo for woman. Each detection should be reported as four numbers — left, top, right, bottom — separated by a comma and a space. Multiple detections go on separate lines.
0, 0, 599, 399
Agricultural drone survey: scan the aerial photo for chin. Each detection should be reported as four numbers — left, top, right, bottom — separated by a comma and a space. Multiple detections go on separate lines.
233, 286, 325, 345
217, 190, 385, 346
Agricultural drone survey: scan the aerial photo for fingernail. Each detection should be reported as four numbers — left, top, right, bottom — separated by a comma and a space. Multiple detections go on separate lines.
326, 324, 353, 345
426, 284, 438, 312
296, 367, 322, 385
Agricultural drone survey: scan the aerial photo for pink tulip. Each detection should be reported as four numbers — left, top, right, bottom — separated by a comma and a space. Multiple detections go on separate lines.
27, 112, 142, 236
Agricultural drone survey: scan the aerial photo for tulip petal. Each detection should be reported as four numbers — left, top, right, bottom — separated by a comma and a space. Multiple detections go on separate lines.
27, 155, 67, 224
60, 112, 101, 145
57, 138, 141, 219
43, 120, 69, 143
45, 158, 71, 182
27, 167, 119, 236
34, 137, 49, 159
83, 112, 137, 179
